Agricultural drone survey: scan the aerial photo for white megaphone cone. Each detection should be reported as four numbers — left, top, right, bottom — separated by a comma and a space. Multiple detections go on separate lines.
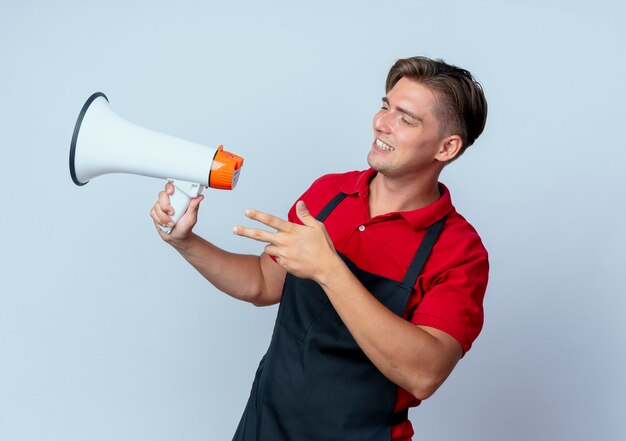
69, 92, 244, 233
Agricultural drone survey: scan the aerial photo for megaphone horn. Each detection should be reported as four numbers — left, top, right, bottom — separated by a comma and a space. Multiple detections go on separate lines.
69, 92, 244, 233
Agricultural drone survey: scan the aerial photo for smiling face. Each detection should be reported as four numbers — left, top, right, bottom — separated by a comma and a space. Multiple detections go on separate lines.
368, 77, 459, 181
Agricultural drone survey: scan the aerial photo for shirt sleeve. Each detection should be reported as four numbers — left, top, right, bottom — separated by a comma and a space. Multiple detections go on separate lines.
410, 229, 489, 354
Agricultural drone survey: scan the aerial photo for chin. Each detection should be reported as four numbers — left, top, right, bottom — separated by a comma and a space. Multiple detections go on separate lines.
367, 154, 385, 174
366, 156, 377, 171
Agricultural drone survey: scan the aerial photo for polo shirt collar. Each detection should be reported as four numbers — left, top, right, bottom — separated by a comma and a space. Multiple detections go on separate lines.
339, 168, 454, 231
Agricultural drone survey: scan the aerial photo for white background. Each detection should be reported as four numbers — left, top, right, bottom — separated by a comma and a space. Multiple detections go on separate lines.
1, 1, 625, 440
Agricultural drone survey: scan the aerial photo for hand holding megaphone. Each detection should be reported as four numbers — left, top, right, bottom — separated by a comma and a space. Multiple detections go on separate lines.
151, 181, 204, 239
69, 93, 244, 233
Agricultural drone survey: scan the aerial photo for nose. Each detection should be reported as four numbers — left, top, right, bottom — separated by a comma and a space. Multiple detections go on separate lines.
373, 109, 392, 133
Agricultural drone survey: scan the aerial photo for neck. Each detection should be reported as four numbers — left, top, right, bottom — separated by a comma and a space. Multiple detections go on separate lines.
368, 170, 441, 217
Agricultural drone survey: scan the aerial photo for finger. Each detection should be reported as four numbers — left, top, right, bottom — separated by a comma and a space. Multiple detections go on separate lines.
151, 207, 173, 231
153, 203, 174, 227
264, 244, 281, 259
150, 207, 160, 224
295, 200, 316, 226
233, 225, 277, 244
245, 208, 291, 231
157, 190, 174, 216
165, 182, 175, 195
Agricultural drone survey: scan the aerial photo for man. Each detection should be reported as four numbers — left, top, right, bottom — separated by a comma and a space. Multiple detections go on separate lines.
150, 56, 489, 441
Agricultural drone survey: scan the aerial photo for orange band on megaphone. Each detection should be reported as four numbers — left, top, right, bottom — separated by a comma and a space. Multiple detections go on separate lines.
209, 145, 244, 189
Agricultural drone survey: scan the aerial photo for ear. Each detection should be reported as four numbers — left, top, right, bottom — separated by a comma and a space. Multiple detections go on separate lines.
435, 135, 463, 162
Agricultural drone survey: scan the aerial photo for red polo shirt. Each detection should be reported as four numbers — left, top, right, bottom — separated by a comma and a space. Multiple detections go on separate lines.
285, 169, 489, 441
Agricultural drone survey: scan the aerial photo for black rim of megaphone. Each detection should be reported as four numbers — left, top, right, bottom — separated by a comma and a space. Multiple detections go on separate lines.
69, 92, 109, 186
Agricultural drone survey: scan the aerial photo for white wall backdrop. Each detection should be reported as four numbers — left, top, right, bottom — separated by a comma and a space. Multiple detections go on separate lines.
1, 1, 625, 440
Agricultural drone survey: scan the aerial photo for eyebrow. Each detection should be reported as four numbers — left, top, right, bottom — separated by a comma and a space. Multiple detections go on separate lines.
382, 97, 423, 123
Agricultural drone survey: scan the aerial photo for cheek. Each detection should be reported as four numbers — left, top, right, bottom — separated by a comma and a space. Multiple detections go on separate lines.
394, 131, 416, 149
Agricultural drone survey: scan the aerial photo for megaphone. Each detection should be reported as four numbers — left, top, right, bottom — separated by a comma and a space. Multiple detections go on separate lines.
69, 92, 244, 233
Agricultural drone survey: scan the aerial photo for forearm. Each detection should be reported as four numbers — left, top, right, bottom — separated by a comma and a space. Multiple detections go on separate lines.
317, 256, 461, 400
168, 232, 280, 305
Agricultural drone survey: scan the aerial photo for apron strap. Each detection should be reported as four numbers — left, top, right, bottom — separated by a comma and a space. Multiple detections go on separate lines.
315, 191, 447, 293
400, 215, 448, 290
315, 192, 348, 222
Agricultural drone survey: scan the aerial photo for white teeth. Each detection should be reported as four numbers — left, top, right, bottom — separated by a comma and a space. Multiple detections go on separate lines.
376, 139, 395, 151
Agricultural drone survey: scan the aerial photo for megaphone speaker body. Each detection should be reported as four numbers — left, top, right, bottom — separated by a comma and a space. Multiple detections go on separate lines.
70, 92, 244, 232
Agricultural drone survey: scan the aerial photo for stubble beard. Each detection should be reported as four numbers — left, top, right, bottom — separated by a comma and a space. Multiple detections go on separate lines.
367, 150, 396, 177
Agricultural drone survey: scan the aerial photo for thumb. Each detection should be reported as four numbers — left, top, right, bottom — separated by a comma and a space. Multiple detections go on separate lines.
295, 200, 315, 226
186, 194, 204, 214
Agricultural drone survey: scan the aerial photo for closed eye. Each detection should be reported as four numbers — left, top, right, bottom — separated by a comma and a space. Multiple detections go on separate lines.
381, 96, 422, 126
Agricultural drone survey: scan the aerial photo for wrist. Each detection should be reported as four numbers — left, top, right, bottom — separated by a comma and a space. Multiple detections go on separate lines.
315, 252, 344, 287
165, 232, 197, 251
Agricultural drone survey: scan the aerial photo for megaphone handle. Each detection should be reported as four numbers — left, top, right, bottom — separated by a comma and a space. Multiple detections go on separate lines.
159, 179, 205, 234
